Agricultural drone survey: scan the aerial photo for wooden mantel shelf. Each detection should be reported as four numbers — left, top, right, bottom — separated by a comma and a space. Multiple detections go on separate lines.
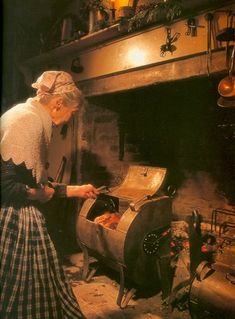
23, 24, 122, 67
22, 0, 234, 69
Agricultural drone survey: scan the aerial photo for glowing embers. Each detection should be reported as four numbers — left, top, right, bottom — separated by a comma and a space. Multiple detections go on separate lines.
94, 211, 121, 229
87, 193, 122, 229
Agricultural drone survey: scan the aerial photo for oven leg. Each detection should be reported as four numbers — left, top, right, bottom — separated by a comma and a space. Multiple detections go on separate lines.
159, 255, 172, 300
79, 242, 90, 280
79, 242, 98, 282
116, 264, 136, 309
116, 264, 125, 307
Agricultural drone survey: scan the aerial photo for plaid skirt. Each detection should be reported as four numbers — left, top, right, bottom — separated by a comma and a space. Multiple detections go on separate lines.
0, 205, 85, 319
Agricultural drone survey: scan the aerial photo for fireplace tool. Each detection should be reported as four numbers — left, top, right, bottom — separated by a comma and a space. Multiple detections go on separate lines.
76, 165, 173, 308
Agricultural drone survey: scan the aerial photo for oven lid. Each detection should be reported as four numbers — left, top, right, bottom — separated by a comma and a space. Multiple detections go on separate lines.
111, 165, 167, 201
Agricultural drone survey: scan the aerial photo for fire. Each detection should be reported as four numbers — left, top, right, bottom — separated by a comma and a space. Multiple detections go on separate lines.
94, 211, 121, 229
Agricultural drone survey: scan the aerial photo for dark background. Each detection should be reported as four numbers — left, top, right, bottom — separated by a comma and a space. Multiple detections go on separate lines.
1, 0, 74, 111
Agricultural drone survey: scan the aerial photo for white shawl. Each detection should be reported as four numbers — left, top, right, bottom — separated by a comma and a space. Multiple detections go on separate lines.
0, 98, 52, 183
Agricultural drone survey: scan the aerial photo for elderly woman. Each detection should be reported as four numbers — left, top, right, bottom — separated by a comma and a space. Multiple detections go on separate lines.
0, 71, 98, 318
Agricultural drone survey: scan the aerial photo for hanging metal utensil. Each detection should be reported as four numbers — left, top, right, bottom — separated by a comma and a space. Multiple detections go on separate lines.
160, 28, 180, 57
218, 44, 235, 96
216, 11, 235, 71
216, 11, 235, 42
205, 13, 214, 75
217, 44, 235, 108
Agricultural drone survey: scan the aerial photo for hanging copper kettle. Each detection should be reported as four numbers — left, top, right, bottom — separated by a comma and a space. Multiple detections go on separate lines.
217, 44, 235, 108
218, 75, 235, 97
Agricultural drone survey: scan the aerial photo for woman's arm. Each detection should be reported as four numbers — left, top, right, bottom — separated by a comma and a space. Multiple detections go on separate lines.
1, 159, 28, 204
26, 185, 55, 203
66, 184, 99, 198
50, 182, 99, 199
1, 159, 54, 204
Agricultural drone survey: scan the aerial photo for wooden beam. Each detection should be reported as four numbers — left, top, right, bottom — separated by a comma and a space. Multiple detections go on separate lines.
78, 49, 227, 97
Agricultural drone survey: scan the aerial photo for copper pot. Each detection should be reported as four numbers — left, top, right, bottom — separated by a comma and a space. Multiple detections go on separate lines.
218, 75, 235, 97
189, 261, 235, 319
218, 44, 235, 97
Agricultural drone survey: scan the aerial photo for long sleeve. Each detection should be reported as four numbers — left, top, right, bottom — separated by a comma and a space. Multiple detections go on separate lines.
1, 159, 28, 205
1, 158, 69, 206
49, 181, 67, 197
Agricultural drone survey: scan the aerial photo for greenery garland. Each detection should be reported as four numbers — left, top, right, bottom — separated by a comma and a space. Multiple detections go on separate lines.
127, 0, 182, 32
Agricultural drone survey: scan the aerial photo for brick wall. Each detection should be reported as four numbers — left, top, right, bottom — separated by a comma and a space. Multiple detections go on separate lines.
78, 102, 127, 187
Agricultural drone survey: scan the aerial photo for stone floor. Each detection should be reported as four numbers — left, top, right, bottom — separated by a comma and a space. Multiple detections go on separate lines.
63, 253, 191, 319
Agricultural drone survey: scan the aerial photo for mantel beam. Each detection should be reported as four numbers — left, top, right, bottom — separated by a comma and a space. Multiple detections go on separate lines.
78, 49, 227, 97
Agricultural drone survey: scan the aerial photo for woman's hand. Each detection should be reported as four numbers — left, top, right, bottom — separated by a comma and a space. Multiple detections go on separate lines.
26, 185, 55, 203
66, 184, 99, 199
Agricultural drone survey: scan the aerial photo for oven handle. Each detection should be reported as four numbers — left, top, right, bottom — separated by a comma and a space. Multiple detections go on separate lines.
129, 195, 169, 212
129, 196, 148, 211
97, 185, 111, 193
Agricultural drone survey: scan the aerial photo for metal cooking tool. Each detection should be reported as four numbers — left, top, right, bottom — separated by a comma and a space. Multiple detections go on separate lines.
205, 13, 214, 75
160, 28, 180, 57
218, 44, 235, 97
217, 11, 235, 73
216, 12, 235, 42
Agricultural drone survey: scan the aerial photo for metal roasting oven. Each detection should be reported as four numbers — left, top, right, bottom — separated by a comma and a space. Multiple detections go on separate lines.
76, 165, 173, 307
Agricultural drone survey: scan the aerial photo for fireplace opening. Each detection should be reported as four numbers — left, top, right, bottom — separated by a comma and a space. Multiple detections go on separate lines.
76, 74, 234, 309
82, 75, 235, 213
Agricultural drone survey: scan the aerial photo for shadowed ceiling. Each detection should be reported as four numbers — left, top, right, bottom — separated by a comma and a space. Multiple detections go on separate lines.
2, 0, 74, 107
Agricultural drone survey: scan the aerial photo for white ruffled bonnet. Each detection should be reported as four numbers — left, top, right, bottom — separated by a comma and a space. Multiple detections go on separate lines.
32, 70, 79, 95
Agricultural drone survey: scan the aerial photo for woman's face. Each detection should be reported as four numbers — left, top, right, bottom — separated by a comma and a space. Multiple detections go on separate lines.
51, 98, 78, 125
